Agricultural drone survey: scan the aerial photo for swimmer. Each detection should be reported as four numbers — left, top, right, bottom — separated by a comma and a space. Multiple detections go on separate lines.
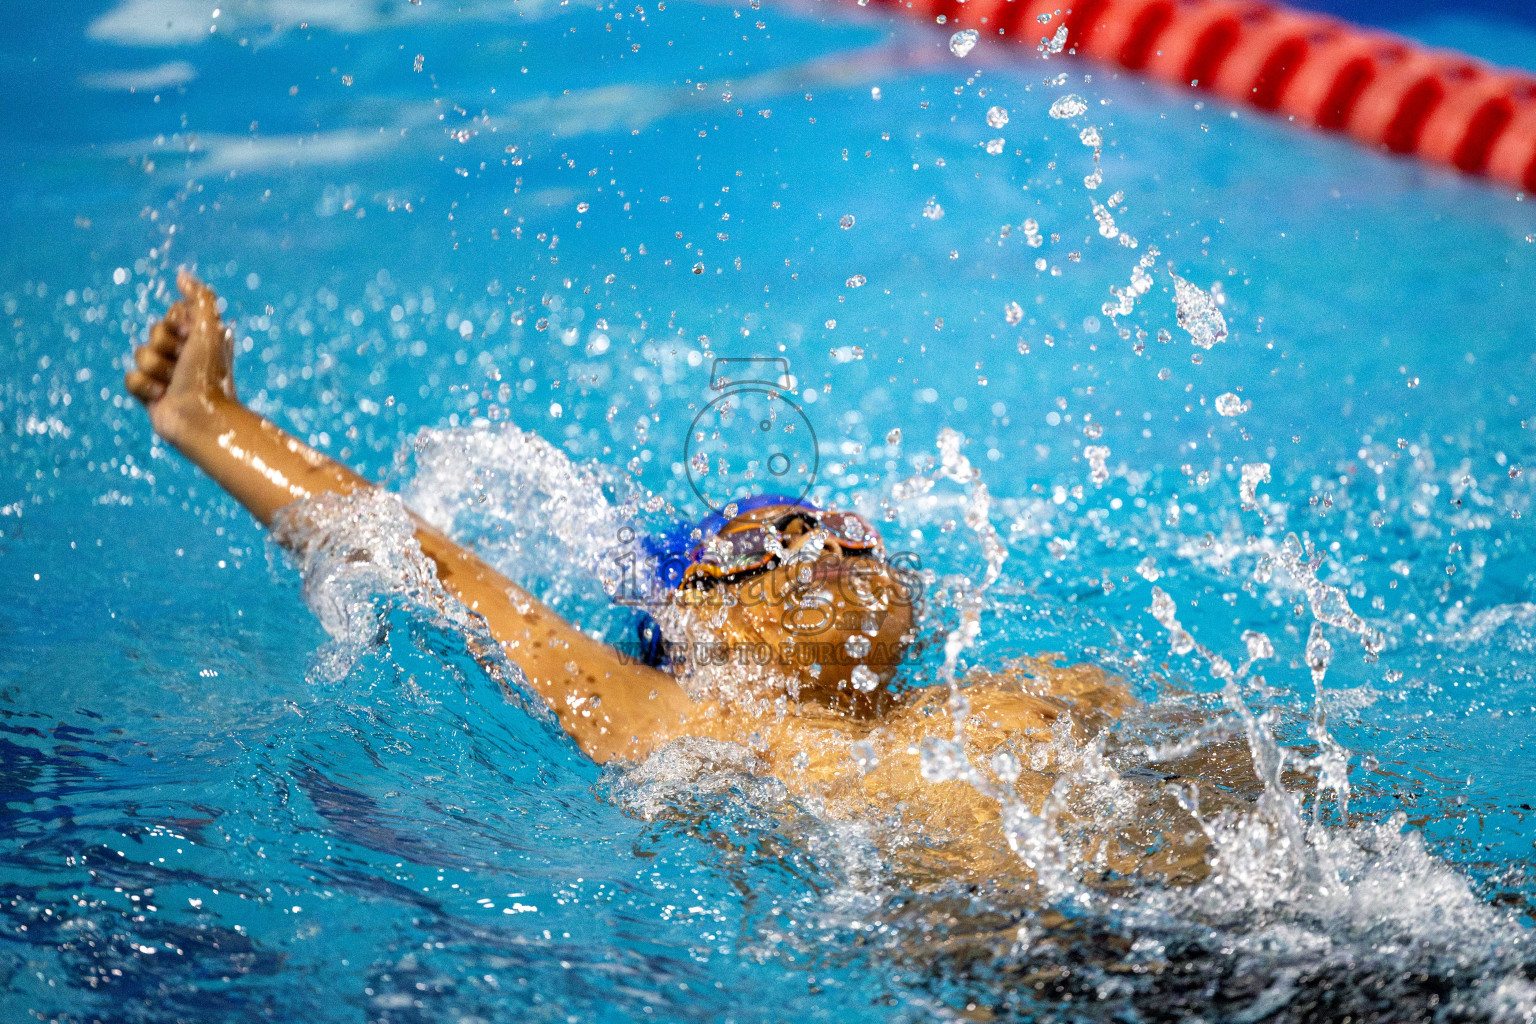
127, 272, 1219, 886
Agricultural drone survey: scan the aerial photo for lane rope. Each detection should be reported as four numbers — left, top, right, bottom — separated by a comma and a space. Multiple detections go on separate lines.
860, 0, 1536, 191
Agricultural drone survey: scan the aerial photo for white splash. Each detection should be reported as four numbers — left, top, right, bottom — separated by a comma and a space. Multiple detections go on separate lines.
268, 488, 536, 713
403, 424, 640, 606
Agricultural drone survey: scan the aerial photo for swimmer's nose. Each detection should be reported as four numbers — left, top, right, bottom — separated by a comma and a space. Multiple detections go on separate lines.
784, 527, 844, 560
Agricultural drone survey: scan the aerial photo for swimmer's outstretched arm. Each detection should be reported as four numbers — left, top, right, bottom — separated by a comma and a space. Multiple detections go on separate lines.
125, 271, 697, 763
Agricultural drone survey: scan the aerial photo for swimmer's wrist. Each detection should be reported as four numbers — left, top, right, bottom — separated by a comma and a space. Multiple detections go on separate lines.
155, 392, 244, 451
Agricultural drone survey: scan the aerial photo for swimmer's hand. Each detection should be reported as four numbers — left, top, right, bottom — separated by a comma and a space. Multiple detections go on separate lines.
121, 269, 693, 762
125, 270, 238, 443
121, 269, 379, 525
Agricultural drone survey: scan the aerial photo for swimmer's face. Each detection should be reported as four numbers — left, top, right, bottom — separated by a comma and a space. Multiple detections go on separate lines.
674, 505, 917, 705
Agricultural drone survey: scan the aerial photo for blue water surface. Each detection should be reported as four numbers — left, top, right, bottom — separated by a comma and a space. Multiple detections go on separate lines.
3, 1, 1536, 1022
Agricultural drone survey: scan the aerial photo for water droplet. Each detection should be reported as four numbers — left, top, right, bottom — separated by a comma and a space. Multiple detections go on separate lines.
850, 664, 880, 692
985, 138, 1005, 155
923, 198, 944, 220
1170, 273, 1228, 349
1406, 376, 1420, 388
692, 262, 705, 274
886, 427, 902, 444
1039, 24, 1068, 55
850, 739, 878, 773
1305, 622, 1332, 685
949, 29, 978, 58
1091, 202, 1118, 239
1149, 586, 1195, 656
919, 736, 967, 780
990, 748, 1020, 784
1214, 392, 1251, 416
846, 274, 866, 288
844, 634, 872, 659
1048, 94, 1088, 119
1239, 462, 1271, 510
1242, 629, 1274, 662
1084, 444, 1111, 485
1136, 557, 1161, 582
839, 213, 855, 229
1037, 11, 1052, 23
825, 318, 837, 329
1004, 301, 1023, 325
986, 105, 1009, 129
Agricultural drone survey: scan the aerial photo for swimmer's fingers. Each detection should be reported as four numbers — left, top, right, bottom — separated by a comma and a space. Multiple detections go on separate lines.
147, 310, 187, 358
134, 343, 175, 381
125, 368, 166, 404
176, 269, 218, 313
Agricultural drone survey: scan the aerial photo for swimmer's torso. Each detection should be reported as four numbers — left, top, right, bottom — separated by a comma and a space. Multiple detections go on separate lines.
667, 659, 1215, 888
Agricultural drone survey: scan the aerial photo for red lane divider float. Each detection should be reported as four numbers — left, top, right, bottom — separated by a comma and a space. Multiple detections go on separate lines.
857, 0, 1536, 191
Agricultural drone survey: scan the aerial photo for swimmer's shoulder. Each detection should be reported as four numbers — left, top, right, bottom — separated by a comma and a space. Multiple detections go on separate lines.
878, 656, 1137, 738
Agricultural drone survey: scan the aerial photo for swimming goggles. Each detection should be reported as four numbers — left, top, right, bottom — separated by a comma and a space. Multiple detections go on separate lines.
680, 505, 881, 588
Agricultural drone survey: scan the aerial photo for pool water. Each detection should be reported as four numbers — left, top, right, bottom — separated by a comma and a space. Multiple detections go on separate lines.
4, 1, 1536, 1022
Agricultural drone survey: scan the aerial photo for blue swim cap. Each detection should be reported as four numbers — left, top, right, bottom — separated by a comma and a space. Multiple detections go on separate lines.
642, 492, 818, 591
630, 492, 818, 667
